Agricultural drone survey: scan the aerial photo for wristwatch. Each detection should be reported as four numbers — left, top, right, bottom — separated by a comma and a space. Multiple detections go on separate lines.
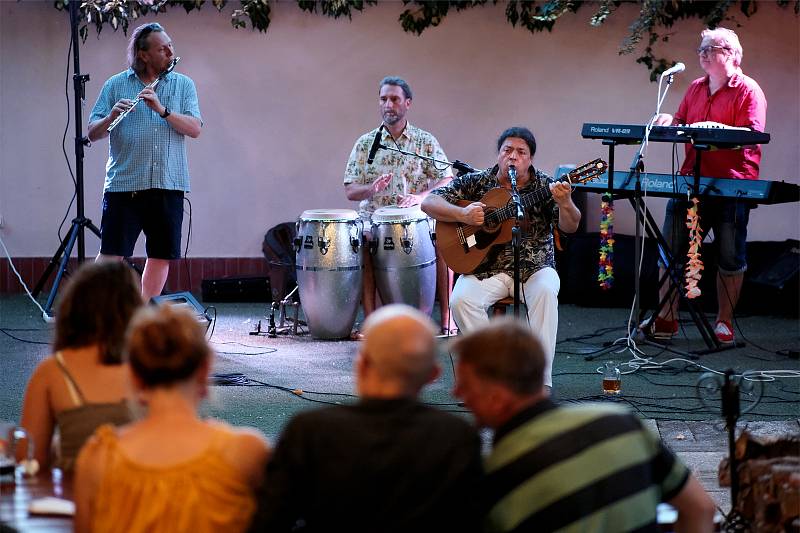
160, 107, 171, 119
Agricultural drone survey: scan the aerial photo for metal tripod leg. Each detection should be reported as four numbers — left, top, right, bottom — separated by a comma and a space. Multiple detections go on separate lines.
35, 216, 101, 318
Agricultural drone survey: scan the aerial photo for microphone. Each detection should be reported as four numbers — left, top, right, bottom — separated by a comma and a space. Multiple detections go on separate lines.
661, 62, 685, 78
508, 165, 517, 186
451, 160, 476, 175
367, 125, 384, 165
508, 165, 523, 219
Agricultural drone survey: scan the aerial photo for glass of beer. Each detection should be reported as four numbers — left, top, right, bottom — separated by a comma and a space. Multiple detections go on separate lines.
602, 361, 622, 395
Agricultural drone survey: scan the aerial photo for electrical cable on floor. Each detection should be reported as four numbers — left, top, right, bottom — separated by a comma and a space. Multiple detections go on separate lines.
208, 372, 468, 412
215, 349, 279, 356
204, 305, 217, 340
554, 313, 800, 391
610, 354, 800, 386
210, 338, 279, 356
0, 328, 51, 345
777, 384, 800, 396
557, 325, 627, 345
0, 234, 48, 318
212, 340, 274, 349
209, 372, 351, 407
554, 366, 798, 418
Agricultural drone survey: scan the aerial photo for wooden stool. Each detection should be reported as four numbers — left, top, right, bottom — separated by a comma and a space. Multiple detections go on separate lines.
491, 297, 526, 316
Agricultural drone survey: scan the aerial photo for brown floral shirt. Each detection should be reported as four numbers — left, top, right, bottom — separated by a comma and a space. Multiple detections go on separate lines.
431, 165, 559, 281
344, 123, 452, 218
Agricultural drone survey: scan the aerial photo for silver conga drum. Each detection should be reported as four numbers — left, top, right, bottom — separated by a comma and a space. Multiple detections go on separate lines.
370, 206, 436, 315
295, 209, 363, 339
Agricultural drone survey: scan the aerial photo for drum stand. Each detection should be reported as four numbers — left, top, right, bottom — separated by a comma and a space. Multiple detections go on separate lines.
251, 285, 305, 337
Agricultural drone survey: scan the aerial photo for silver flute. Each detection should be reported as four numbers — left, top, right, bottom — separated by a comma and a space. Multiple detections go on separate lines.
106, 56, 181, 132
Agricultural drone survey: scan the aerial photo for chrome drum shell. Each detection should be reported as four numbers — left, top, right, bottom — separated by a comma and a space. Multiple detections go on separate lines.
296, 209, 363, 339
370, 206, 436, 316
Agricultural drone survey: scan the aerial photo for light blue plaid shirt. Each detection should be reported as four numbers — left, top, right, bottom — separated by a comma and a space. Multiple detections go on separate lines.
89, 68, 202, 193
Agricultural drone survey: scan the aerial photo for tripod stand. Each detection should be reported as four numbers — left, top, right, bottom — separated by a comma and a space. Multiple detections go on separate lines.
32, 0, 99, 319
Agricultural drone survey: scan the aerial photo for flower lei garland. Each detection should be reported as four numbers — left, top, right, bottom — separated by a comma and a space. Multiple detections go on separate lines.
598, 193, 615, 290
684, 197, 703, 299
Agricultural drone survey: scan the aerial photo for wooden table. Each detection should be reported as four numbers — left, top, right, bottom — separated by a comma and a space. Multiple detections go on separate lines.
0, 469, 73, 531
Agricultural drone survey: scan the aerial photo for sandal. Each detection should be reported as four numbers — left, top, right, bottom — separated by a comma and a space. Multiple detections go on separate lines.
438, 327, 459, 337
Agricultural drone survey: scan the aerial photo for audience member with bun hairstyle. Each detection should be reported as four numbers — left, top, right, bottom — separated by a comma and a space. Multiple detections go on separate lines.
19, 261, 142, 472
74, 304, 270, 533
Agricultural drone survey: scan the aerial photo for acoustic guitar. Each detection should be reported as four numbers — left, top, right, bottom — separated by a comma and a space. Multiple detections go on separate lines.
435, 159, 608, 274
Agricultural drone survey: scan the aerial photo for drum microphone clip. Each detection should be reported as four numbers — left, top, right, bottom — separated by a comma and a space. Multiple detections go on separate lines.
267, 303, 278, 338
401, 223, 413, 254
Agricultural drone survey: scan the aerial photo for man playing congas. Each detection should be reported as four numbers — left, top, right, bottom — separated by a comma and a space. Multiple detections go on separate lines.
344, 76, 454, 334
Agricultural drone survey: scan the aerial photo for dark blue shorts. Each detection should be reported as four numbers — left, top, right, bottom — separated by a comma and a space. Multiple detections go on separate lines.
100, 189, 184, 260
662, 198, 750, 275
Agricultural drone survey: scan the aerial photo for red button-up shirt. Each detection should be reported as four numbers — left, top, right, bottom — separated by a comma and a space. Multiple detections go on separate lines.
673, 72, 767, 180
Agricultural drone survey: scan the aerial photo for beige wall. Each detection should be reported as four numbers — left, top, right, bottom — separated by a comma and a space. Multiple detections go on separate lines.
1, 2, 797, 258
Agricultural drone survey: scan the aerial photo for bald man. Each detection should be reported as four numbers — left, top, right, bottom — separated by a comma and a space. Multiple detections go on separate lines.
252, 304, 482, 533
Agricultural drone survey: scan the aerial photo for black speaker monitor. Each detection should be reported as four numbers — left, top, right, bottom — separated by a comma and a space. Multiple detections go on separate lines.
150, 292, 212, 332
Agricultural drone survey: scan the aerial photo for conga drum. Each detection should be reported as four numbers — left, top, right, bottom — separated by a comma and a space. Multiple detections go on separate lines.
295, 209, 363, 339
370, 206, 436, 316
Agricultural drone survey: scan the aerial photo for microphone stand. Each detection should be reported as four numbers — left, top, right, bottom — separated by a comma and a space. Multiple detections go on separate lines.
32, 0, 99, 320
509, 168, 524, 318
627, 72, 676, 338
374, 142, 476, 176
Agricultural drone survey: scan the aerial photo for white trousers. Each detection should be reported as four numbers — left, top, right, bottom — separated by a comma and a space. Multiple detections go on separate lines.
450, 267, 560, 387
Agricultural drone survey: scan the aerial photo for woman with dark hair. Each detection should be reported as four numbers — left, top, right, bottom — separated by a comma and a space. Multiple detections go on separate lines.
74, 304, 270, 533
19, 261, 142, 471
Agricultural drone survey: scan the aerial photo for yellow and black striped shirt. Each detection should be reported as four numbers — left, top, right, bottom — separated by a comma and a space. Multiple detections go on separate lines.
483, 400, 689, 533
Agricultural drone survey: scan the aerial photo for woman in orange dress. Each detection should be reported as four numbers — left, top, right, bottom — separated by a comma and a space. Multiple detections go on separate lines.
74, 304, 270, 533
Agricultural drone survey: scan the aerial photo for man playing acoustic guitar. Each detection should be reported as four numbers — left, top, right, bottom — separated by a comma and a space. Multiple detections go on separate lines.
421, 127, 581, 390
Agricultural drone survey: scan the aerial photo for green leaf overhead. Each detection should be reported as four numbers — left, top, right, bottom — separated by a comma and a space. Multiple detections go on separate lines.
59, 0, 797, 79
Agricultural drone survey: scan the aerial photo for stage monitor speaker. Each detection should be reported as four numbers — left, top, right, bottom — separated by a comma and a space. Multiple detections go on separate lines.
748, 241, 799, 290
739, 240, 799, 316
150, 292, 212, 332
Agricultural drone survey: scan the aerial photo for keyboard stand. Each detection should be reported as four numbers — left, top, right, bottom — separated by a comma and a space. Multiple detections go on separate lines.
600, 141, 741, 355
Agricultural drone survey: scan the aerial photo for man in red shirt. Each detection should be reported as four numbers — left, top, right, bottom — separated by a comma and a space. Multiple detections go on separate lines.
642, 27, 767, 344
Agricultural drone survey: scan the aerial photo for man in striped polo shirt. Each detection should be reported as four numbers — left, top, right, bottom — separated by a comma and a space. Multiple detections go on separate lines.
452, 319, 715, 532
88, 23, 202, 300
